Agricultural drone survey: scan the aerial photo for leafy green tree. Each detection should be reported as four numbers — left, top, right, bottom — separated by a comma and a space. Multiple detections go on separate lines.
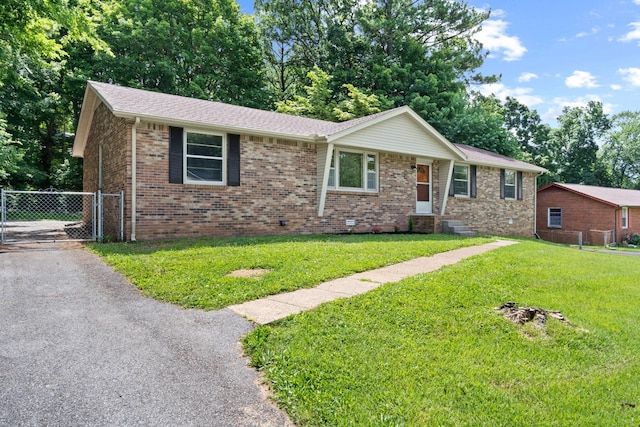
441, 94, 517, 157
600, 111, 640, 189
0, 117, 23, 186
551, 101, 611, 185
276, 67, 387, 121
92, 0, 268, 108
0, 0, 104, 189
502, 97, 554, 185
257, 0, 494, 135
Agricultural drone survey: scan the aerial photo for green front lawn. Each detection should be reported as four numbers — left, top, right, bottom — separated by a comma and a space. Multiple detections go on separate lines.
89, 234, 494, 309
244, 241, 640, 426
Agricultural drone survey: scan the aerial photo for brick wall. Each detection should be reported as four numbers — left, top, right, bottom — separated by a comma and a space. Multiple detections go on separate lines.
536, 186, 619, 244
445, 166, 538, 237
128, 126, 420, 240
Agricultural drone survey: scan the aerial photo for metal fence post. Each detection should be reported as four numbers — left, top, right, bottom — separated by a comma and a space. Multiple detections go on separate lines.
119, 190, 125, 242
578, 231, 583, 250
97, 190, 103, 241
1, 189, 5, 244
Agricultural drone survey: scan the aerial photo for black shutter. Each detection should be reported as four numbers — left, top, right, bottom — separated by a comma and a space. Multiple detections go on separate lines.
227, 134, 241, 186
517, 171, 523, 200
448, 166, 455, 196
169, 126, 183, 184
470, 165, 477, 198
499, 169, 505, 199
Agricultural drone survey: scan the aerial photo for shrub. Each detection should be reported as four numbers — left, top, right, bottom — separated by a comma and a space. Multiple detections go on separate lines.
622, 232, 640, 246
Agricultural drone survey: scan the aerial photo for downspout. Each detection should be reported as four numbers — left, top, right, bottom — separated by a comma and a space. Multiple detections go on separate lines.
131, 117, 140, 241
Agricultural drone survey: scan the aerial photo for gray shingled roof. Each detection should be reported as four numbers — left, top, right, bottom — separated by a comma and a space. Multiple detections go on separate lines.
75, 82, 547, 174
455, 144, 547, 173
543, 183, 640, 207
88, 81, 400, 139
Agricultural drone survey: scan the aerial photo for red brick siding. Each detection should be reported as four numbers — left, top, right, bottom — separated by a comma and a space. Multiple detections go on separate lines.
445, 166, 538, 237
536, 187, 624, 244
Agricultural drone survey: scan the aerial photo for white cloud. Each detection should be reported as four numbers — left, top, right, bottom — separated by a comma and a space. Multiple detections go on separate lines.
475, 12, 527, 61
618, 22, 640, 44
518, 72, 538, 82
634, 0, 640, 5
619, 67, 640, 86
475, 83, 543, 107
576, 26, 600, 38
610, 84, 623, 90
565, 70, 599, 88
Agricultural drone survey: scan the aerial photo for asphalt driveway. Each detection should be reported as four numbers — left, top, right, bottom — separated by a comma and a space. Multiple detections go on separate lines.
0, 243, 291, 426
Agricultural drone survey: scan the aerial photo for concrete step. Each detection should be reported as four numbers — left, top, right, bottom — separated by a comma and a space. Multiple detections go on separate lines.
442, 219, 476, 237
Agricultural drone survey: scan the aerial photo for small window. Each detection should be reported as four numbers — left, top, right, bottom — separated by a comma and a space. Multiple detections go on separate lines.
185, 131, 224, 184
622, 207, 629, 229
548, 208, 562, 228
453, 165, 469, 196
328, 149, 378, 192
504, 170, 516, 199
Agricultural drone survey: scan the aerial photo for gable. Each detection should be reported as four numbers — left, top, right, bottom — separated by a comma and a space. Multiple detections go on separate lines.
329, 112, 463, 159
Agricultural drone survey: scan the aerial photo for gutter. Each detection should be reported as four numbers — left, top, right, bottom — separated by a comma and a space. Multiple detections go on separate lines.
131, 117, 140, 241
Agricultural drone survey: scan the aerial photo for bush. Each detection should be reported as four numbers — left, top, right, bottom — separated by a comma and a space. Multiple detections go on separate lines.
622, 232, 640, 246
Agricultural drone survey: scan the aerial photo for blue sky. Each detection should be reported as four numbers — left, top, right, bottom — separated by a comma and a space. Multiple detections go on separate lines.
237, 0, 640, 125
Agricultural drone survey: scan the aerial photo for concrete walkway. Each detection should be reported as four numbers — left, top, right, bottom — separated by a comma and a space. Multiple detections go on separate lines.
229, 239, 518, 324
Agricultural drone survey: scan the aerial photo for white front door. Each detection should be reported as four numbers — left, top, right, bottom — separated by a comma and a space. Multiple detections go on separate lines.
415, 160, 432, 214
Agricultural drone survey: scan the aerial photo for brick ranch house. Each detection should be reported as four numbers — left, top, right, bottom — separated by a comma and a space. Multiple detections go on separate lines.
72, 81, 546, 241
537, 182, 640, 245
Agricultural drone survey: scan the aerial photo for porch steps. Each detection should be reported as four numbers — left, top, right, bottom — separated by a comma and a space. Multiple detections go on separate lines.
442, 219, 477, 237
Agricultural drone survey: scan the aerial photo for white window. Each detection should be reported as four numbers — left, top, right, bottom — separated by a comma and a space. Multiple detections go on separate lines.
504, 170, 516, 200
622, 207, 629, 229
548, 208, 562, 228
328, 149, 378, 192
453, 165, 469, 196
184, 131, 225, 184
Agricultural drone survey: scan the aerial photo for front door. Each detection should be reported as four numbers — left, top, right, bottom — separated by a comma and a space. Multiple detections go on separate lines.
415, 160, 432, 214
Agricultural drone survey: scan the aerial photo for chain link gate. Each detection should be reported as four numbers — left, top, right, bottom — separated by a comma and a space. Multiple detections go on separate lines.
1, 189, 123, 244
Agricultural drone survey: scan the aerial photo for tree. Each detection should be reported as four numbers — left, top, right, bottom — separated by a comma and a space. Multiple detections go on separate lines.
440, 93, 518, 157
92, 0, 268, 108
551, 101, 611, 185
0, 116, 23, 187
502, 97, 554, 185
257, 0, 495, 135
275, 67, 387, 121
0, 0, 105, 190
600, 111, 640, 189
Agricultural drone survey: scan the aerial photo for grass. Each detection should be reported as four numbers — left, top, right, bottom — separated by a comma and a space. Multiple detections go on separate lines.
88, 233, 494, 310
243, 240, 640, 426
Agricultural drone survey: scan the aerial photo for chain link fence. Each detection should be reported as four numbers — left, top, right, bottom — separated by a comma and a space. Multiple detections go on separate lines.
1, 190, 96, 243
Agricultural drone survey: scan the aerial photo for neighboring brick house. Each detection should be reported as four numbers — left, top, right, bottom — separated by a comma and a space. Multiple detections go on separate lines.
537, 182, 640, 245
72, 81, 546, 241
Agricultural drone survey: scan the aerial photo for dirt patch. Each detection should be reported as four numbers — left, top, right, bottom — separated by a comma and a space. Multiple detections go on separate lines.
495, 302, 569, 329
227, 269, 271, 279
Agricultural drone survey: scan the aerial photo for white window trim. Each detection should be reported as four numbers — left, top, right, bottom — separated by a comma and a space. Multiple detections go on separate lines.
504, 169, 517, 200
328, 148, 378, 193
453, 164, 470, 197
548, 207, 562, 228
622, 207, 629, 229
184, 129, 226, 185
